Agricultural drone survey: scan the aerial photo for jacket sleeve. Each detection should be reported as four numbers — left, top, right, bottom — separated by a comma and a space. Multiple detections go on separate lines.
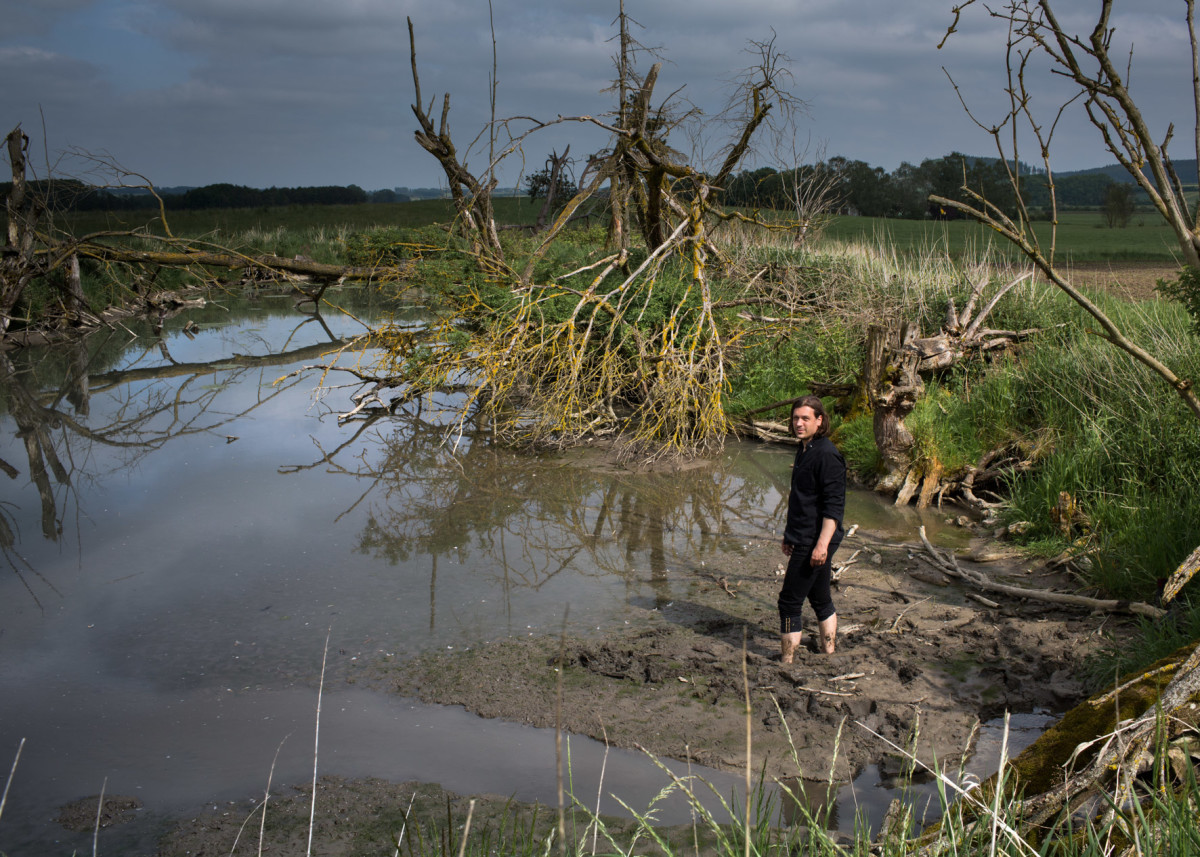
820, 444, 846, 527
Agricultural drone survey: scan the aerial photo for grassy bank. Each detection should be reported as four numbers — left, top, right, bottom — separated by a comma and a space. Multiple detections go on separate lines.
741, 237, 1199, 648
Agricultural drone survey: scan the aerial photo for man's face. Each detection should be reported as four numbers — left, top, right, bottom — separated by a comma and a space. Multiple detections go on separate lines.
791, 406, 821, 441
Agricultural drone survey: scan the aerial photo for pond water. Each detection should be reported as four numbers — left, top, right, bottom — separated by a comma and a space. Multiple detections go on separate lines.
0, 289, 983, 854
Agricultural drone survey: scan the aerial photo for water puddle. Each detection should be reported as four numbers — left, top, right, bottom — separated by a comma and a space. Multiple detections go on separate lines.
0, 687, 748, 855
814, 711, 1057, 833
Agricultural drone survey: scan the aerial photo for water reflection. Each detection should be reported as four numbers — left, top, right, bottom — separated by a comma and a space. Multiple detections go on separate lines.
320, 427, 788, 624
0, 305, 361, 606
2, 290, 825, 691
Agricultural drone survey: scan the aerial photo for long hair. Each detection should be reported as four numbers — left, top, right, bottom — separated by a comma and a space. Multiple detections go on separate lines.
791, 395, 831, 438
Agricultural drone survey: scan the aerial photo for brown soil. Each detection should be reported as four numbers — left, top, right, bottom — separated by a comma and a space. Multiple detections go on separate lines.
55, 795, 144, 833
1063, 260, 1180, 301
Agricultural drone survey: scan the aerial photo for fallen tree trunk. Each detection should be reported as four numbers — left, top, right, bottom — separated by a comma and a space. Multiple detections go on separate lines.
854, 273, 1052, 507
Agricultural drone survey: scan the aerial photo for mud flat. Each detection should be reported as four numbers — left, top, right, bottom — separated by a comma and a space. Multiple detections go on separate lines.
375, 532, 1105, 783
156, 528, 1118, 855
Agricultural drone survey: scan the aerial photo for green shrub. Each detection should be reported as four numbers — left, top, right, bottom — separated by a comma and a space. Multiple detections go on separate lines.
1157, 265, 1200, 337
835, 414, 881, 479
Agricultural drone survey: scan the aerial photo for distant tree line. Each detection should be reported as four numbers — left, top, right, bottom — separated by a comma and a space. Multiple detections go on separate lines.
0, 179, 403, 211
3, 152, 1176, 219
721, 152, 1147, 219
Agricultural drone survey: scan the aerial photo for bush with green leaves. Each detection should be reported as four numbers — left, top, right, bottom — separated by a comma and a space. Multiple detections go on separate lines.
1158, 265, 1200, 339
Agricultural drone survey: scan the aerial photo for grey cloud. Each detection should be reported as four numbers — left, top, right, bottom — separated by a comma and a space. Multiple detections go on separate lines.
0, 0, 94, 38
2, 0, 1195, 188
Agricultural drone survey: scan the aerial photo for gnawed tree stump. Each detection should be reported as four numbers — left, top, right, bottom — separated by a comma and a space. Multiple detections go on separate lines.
857, 272, 1045, 507
864, 322, 923, 498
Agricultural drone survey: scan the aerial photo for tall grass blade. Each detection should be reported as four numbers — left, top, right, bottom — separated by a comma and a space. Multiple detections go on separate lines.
92, 776, 106, 857
0, 737, 24, 826
307, 627, 331, 857
393, 787, 417, 854
455, 799, 475, 857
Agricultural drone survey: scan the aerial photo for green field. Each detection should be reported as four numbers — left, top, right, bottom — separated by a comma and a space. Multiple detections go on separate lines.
63, 199, 1184, 264
63, 197, 544, 238
822, 209, 1183, 262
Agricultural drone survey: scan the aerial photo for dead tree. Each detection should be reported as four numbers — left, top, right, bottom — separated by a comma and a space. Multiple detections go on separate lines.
2, 127, 44, 336
911, 0, 1200, 837
860, 272, 1042, 506
937, 0, 1200, 577
386, 17, 807, 456
937, 0, 1200, 423
407, 18, 505, 269
784, 164, 841, 246
532, 147, 571, 233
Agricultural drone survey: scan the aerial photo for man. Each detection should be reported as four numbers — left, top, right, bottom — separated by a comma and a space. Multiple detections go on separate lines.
779, 395, 846, 663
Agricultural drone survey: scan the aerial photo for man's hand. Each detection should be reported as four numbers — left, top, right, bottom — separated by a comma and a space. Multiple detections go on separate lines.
781, 539, 792, 557
811, 517, 838, 566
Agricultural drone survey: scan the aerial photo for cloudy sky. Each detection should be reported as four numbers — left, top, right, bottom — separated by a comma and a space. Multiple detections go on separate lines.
1, 0, 1193, 192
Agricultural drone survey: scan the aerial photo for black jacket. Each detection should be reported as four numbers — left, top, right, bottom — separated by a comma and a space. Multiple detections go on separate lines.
782, 435, 846, 549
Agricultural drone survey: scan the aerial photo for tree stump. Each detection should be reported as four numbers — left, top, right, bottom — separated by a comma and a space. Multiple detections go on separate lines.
864, 322, 923, 496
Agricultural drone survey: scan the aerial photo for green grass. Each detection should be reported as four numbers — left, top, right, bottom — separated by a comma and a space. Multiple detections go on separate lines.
61, 198, 1184, 264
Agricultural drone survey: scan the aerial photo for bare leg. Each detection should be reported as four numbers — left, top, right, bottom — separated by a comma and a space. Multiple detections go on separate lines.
818, 614, 838, 654
780, 631, 803, 664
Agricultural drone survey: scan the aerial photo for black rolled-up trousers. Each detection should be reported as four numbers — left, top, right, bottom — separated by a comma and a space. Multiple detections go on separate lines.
778, 541, 837, 635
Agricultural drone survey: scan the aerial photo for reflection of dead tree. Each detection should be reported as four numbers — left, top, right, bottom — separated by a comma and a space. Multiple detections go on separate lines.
287, 405, 780, 595
4, 351, 77, 541
0, 325, 319, 558
85, 335, 358, 392
1, 124, 412, 343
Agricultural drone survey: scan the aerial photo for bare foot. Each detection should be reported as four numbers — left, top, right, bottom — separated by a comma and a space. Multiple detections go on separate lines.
817, 615, 837, 654
780, 631, 802, 664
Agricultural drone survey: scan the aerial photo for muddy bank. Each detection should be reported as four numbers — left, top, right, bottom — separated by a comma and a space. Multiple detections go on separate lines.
159, 778, 560, 857
370, 531, 1111, 785
150, 528, 1121, 856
